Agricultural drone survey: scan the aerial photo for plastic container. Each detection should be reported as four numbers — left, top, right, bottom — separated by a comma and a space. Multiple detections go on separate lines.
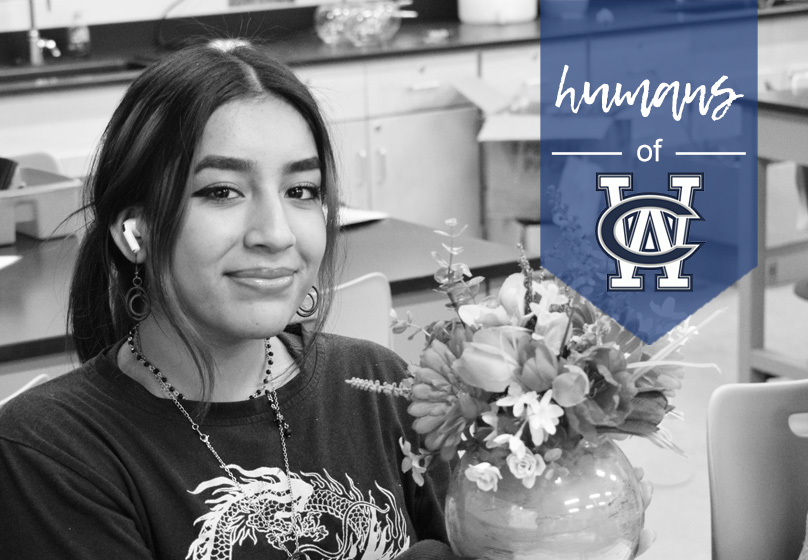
316, 1, 417, 47
314, 2, 353, 45
66, 11, 91, 57
458, 0, 538, 25
0, 168, 83, 246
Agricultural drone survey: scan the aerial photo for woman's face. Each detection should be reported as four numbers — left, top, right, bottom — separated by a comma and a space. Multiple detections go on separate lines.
169, 95, 326, 343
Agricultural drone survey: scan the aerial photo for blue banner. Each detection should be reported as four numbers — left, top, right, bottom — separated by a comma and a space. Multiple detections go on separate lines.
540, 0, 758, 343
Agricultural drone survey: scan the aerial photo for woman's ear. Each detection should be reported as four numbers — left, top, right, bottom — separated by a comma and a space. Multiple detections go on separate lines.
110, 210, 147, 264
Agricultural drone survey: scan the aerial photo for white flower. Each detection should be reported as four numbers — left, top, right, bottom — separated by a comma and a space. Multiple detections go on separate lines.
526, 390, 564, 446
481, 404, 501, 446
530, 303, 570, 356
535, 280, 569, 310
497, 383, 540, 419
458, 300, 511, 328
490, 432, 527, 459
507, 451, 546, 489
498, 273, 540, 319
399, 437, 430, 487
465, 462, 502, 492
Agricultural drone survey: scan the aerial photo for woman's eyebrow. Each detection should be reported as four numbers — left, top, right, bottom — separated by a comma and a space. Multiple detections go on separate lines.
285, 157, 321, 174
193, 155, 254, 174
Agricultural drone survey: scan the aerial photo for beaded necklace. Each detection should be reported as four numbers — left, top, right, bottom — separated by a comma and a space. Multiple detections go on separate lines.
126, 325, 307, 560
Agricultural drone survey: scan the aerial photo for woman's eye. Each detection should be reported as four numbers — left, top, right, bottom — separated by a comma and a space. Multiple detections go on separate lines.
193, 185, 241, 200
287, 185, 321, 201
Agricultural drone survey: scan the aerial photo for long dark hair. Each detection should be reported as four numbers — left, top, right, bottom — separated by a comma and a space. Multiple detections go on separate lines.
68, 42, 340, 399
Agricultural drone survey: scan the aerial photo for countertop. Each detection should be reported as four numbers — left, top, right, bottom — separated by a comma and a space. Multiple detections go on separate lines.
3, 0, 807, 97
0, 20, 540, 96
759, 88, 808, 116
0, 218, 537, 363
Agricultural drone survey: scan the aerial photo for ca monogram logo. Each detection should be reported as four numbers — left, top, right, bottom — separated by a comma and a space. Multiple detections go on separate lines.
596, 173, 704, 291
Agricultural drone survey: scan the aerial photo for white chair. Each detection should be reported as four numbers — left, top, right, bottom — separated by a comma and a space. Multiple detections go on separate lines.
0, 373, 50, 407
323, 272, 393, 349
12, 152, 62, 174
707, 379, 808, 560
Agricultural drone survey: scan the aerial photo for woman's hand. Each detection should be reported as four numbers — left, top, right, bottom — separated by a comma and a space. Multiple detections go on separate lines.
635, 467, 657, 557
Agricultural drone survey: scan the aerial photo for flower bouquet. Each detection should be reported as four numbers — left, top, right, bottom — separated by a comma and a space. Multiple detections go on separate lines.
347, 219, 718, 559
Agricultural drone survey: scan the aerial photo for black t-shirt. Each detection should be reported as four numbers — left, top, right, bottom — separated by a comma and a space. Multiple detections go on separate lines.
0, 329, 450, 559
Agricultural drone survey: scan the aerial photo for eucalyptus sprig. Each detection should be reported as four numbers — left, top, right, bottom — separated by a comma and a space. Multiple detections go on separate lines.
432, 219, 485, 314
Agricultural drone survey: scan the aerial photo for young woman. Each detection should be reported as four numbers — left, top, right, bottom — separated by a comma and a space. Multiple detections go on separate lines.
0, 43, 455, 559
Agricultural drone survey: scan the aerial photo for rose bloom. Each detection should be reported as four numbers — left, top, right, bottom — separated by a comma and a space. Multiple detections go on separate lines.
454, 327, 531, 393
464, 462, 503, 492
507, 451, 546, 489
498, 273, 540, 320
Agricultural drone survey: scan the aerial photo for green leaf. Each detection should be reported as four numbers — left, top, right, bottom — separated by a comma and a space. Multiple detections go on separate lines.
441, 243, 464, 256
451, 263, 472, 277
431, 251, 449, 268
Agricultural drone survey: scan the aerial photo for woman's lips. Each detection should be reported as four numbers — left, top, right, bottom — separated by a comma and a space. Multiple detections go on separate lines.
226, 268, 296, 291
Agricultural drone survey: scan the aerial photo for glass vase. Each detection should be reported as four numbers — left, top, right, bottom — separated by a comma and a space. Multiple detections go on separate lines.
445, 438, 644, 560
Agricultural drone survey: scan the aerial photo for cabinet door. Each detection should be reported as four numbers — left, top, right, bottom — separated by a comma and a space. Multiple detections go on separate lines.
0, 84, 128, 177
759, 14, 808, 92
480, 44, 541, 105
365, 52, 478, 118
369, 106, 482, 237
294, 62, 366, 123
330, 119, 371, 209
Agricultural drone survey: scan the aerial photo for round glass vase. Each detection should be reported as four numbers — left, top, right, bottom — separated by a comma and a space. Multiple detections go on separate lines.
445, 438, 644, 560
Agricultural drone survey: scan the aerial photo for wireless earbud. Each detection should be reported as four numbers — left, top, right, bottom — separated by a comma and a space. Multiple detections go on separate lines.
122, 219, 141, 254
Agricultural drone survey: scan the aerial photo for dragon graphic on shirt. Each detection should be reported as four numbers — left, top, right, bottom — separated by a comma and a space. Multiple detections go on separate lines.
185, 465, 410, 560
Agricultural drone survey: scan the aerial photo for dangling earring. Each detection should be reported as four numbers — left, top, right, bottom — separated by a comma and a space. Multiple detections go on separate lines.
126, 264, 151, 321
296, 286, 320, 318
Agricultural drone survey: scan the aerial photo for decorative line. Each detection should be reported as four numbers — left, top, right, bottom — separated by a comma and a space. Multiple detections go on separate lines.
551, 152, 623, 156
675, 152, 747, 156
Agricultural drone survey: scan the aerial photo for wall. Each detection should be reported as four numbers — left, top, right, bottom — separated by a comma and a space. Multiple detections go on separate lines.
0, 0, 332, 32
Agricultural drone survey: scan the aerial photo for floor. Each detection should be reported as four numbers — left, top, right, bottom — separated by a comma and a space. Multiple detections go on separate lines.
617, 281, 808, 560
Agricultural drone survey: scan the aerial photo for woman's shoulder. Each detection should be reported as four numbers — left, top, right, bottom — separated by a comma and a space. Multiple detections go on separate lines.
0, 352, 115, 440
313, 332, 409, 380
317, 332, 404, 362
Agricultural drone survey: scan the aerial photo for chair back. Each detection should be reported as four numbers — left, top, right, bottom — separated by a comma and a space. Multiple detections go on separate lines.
707, 379, 808, 560
323, 272, 393, 348
0, 373, 50, 407
12, 152, 61, 174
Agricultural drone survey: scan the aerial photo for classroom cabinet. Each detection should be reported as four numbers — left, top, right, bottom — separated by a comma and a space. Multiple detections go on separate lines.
480, 43, 540, 105
331, 103, 481, 235
478, 43, 541, 252
366, 106, 480, 233
0, 84, 128, 178
305, 51, 483, 236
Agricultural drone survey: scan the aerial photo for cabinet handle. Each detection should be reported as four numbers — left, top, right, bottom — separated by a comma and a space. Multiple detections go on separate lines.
356, 149, 368, 189
409, 80, 441, 92
375, 147, 387, 186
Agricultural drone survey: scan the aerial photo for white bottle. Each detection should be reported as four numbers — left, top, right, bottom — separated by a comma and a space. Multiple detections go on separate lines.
67, 12, 91, 57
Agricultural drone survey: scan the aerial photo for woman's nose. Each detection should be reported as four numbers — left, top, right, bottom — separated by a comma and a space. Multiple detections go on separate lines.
244, 194, 296, 251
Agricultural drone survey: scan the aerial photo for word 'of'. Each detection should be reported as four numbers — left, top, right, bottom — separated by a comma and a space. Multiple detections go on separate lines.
555, 65, 744, 122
